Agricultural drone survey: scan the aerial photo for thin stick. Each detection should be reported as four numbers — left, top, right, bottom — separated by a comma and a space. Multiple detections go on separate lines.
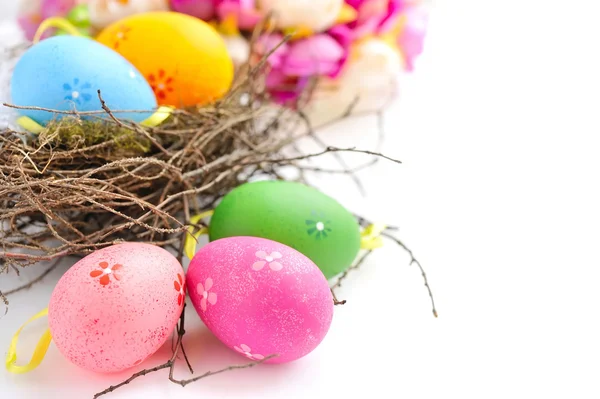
169, 355, 277, 387
0, 290, 8, 316
242, 146, 402, 167
3, 260, 61, 296
381, 232, 438, 318
331, 250, 374, 290
299, 111, 367, 196
0, 250, 69, 261
2, 103, 162, 115
93, 362, 173, 398
331, 288, 347, 306
175, 232, 194, 375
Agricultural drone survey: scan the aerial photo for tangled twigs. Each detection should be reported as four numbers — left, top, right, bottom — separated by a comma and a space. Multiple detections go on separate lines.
94, 303, 277, 398
381, 231, 438, 318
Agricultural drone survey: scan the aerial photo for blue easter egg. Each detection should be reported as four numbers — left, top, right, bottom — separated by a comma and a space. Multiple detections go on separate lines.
10, 35, 157, 125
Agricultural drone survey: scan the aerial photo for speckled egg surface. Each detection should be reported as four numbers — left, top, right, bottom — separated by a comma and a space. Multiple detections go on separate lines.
10, 35, 157, 125
48, 243, 185, 373
187, 236, 334, 364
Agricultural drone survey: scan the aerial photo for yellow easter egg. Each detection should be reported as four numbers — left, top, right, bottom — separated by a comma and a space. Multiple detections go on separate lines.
96, 11, 234, 107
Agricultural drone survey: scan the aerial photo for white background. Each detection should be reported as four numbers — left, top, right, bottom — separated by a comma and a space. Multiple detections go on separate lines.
2, 0, 600, 398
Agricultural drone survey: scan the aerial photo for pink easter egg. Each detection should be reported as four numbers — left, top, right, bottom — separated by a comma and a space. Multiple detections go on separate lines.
187, 236, 334, 364
48, 243, 185, 373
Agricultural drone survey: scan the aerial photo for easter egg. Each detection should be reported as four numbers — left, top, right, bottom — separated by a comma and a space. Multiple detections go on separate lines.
88, 0, 170, 29
187, 236, 334, 364
169, 0, 217, 20
48, 243, 185, 373
256, 0, 343, 32
208, 180, 361, 279
10, 35, 157, 125
96, 11, 234, 107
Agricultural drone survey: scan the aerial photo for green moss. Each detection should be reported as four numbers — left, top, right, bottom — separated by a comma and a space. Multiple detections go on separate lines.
41, 118, 151, 155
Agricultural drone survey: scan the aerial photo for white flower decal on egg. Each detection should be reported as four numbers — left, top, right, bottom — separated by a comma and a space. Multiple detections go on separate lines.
196, 278, 217, 311
234, 344, 265, 361
253, 251, 283, 271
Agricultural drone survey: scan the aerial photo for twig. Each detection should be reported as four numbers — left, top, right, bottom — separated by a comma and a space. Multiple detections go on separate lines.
331, 250, 374, 290
381, 232, 438, 318
298, 111, 367, 197
0, 250, 70, 261
0, 290, 8, 317
94, 362, 173, 398
242, 146, 402, 167
169, 355, 278, 387
331, 288, 347, 306
2, 103, 163, 115
3, 259, 61, 296
175, 230, 194, 375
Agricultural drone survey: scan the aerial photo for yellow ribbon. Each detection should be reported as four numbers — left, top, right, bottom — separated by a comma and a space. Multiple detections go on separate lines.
360, 223, 387, 250
140, 106, 174, 128
6, 308, 52, 374
16, 117, 45, 134
33, 17, 82, 43
184, 210, 215, 260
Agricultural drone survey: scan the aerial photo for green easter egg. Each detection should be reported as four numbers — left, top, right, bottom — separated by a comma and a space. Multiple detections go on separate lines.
209, 180, 361, 279
67, 4, 91, 27
55, 5, 91, 37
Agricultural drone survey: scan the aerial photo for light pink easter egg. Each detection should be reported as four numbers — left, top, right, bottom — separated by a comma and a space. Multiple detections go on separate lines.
48, 243, 185, 373
187, 236, 334, 364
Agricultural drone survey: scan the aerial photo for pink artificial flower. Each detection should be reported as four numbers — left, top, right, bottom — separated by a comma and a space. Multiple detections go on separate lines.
256, 31, 351, 104
169, 0, 219, 20
217, 0, 262, 30
345, 0, 405, 39
18, 0, 81, 41
255, 33, 289, 68
281, 34, 346, 77
41, 0, 79, 19
397, 3, 428, 71
327, 24, 353, 77
18, 12, 43, 41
